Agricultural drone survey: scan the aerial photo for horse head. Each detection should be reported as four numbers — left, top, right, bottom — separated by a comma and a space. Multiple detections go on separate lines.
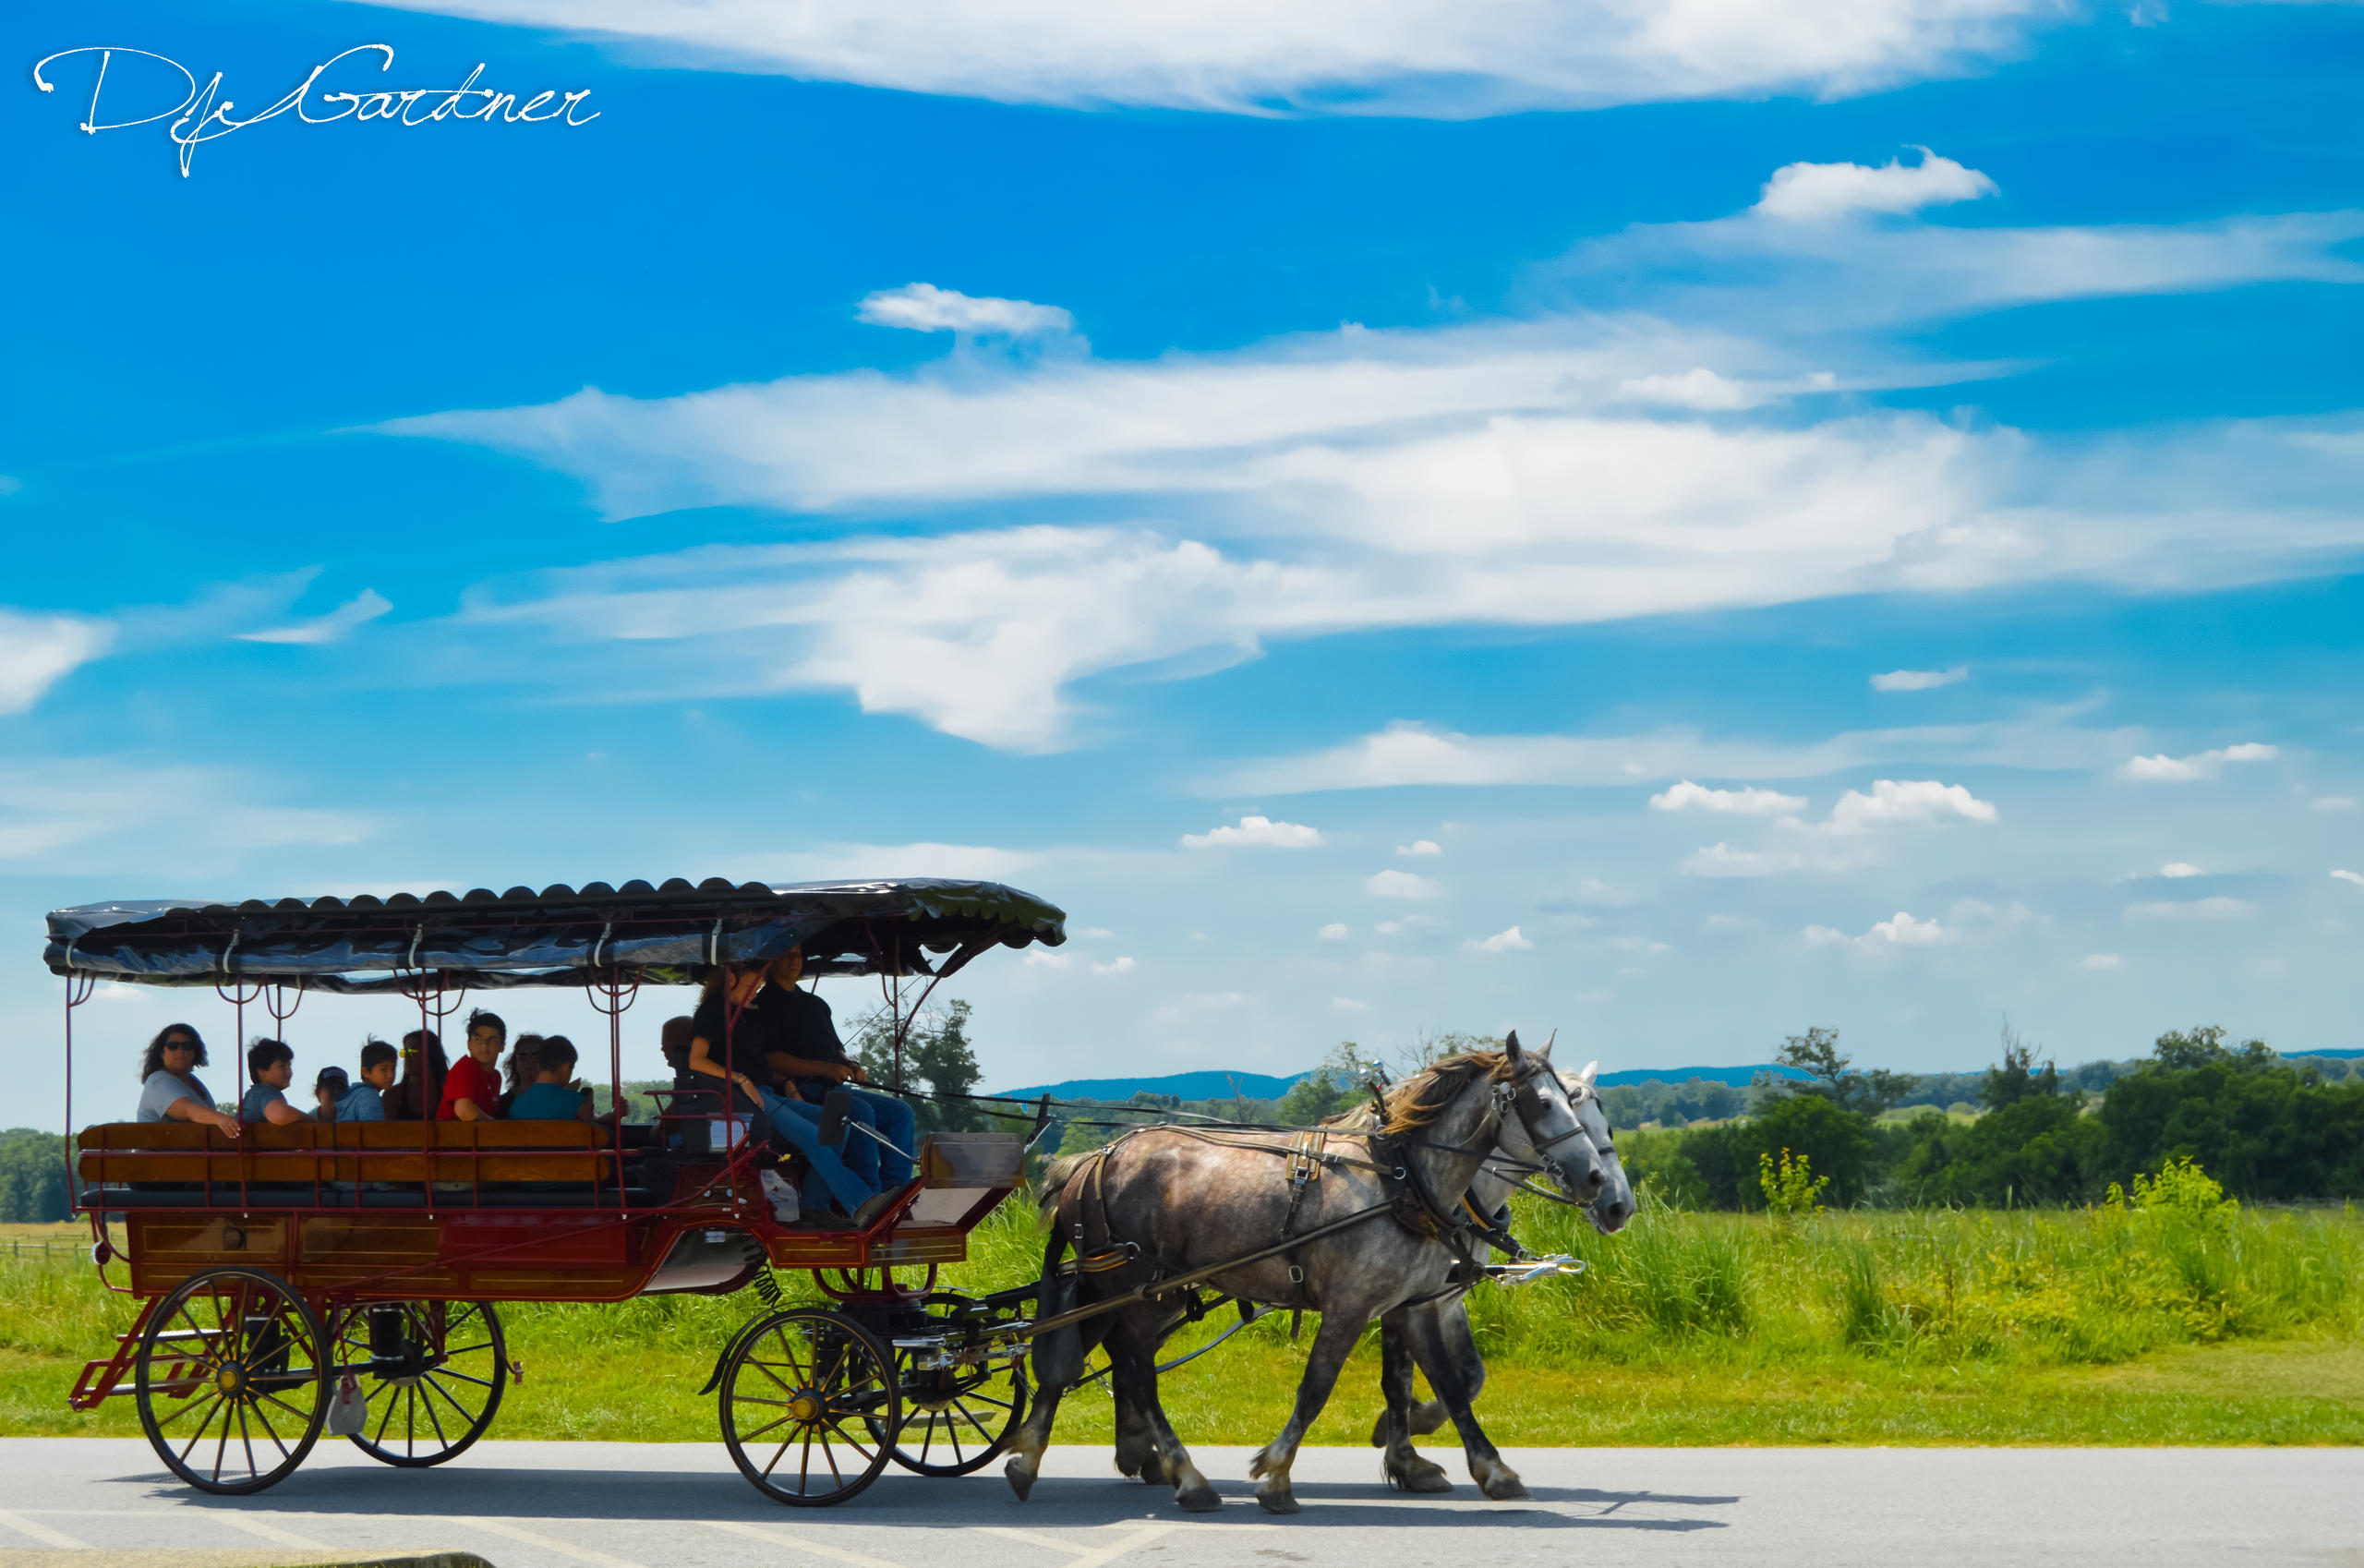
1490, 1031, 1610, 1211
1556, 1057, 1635, 1233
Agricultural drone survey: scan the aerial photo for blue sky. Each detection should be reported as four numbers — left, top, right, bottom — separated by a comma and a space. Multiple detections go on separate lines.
6, 0, 2362, 1122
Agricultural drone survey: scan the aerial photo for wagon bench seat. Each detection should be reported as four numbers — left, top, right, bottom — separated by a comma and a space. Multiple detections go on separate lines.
78, 1119, 624, 1188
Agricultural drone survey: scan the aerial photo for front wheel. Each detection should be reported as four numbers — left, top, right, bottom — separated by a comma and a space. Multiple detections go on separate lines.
718, 1308, 900, 1506
135, 1267, 327, 1495
883, 1347, 1027, 1476
331, 1300, 507, 1466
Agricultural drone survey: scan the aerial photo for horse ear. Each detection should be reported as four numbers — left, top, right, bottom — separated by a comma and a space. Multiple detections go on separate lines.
1502, 1030, 1524, 1067
1538, 1030, 1557, 1062
1575, 1059, 1598, 1089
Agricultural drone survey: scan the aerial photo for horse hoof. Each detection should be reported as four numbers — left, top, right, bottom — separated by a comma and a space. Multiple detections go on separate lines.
1257, 1490, 1300, 1515
1479, 1476, 1531, 1502
1004, 1458, 1036, 1502
1387, 1462, 1454, 1494
1176, 1484, 1223, 1513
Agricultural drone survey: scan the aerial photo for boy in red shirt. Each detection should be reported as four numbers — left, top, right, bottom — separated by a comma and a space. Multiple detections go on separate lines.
438, 1010, 507, 1120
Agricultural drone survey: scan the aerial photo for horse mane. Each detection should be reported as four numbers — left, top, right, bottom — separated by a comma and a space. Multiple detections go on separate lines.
1371, 1050, 1513, 1137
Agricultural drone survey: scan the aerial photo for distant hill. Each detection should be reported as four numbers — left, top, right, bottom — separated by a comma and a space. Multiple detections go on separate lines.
989, 1051, 2349, 1106
988, 1069, 1309, 1104
991, 1061, 1811, 1103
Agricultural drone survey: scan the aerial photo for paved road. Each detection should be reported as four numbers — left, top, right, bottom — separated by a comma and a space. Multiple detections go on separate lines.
0, 1441, 2353, 1568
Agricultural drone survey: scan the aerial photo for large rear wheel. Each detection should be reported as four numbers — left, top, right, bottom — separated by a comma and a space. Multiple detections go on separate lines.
719, 1308, 899, 1506
134, 1267, 327, 1495
331, 1300, 507, 1466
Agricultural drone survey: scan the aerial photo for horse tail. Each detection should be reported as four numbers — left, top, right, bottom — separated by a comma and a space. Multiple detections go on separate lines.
1031, 1165, 1086, 1393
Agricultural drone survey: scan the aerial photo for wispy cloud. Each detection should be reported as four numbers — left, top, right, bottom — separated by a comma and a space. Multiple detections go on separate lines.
1395, 838, 1443, 857
1871, 665, 1967, 692
236, 589, 393, 646
1753, 149, 1996, 223
1679, 778, 1995, 876
1649, 780, 1807, 815
2120, 742, 2279, 781
2333, 870, 2364, 888
345, 0, 2073, 116
1180, 814, 1323, 849
1465, 924, 1533, 952
0, 758, 372, 870
0, 609, 113, 715
1367, 870, 1442, 899
1804, 910, 1953, 948
2127, 896, 2258, 919
857, 283, 1075, 338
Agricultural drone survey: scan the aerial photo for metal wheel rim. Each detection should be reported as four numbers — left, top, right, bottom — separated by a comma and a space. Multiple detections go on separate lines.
720, 1309, 900, 1506
134, 1267, 327, 1496
880, 1348, 1027, 1476
332, 1300, 506, 1467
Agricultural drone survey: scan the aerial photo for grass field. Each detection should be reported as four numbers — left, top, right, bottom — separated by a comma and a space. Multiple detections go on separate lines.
3, 1191, 2358, 1449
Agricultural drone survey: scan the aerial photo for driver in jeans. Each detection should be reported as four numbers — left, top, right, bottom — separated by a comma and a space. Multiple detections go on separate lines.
686, 949, 918, 1228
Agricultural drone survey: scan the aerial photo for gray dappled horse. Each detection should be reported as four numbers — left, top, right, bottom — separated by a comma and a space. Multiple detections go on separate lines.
1364, 1061, 1636, 1491
1007, 1032, 1609, 1514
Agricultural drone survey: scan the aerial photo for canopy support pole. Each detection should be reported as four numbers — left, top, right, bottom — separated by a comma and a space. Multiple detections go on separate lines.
63, 969, 93, 1212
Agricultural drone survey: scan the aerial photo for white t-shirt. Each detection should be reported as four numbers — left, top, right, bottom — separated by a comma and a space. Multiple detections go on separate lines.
138, 1070, 211, 1123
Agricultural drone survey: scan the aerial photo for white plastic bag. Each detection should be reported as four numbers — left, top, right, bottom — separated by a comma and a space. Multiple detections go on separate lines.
758, 1168, 800, 1224
326, 1372, 367, 1436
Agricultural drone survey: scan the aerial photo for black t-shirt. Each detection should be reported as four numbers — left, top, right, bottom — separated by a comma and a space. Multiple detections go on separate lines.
690, 983, 850, 1101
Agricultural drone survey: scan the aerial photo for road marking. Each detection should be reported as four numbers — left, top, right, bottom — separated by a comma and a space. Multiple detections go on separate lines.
976, 1526, 1092, 1554
204, 1512, 332, 1550
455, 1516, 647, 1567
0, 1510, 84, 1548
998, 1522, 1181, 1568
698, 1518, 917, 1568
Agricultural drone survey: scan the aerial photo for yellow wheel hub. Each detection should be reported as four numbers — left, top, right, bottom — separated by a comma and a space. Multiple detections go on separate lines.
788, 1392, 823, 1424
214, 1363, 243, 1395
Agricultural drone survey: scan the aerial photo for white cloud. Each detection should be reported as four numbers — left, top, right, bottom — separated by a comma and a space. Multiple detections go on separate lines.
385, 166, 2364, 754
751, 840, 1041, 881
1091, 956, 1136, 975
1871, 665, 1967, 692
0, 609, 113, 715
2120, 742, 2280, 781
2159, 862, 2206, 878
2127, 897, 2258, 920
1562, 878, 1634, 908
1649, 780, 1807, 815
1683, 841, 1790, 878
236, 588, 393, 646
2314, 797, 2357, 811
0, 758, 370, 869
1375, 914, 1444, 935
1610, 935, 1671, 953
1395, 838, 1443, 857
1317, 922, 1350, 941
1465, 925, 1533, 952
344, 0, 2071, 116
1022, 949, 1072, 969
1367, 870, 1442, 899
1333, 996, 1370, 1012
1826, 778, 1997, 831
1806, 910, 1952, 948
2333, 869, 2364, 888
1617, 368, 1761, 410
857, 283, 1074, 338
2081, 953, 2123, 970
1181, 814, 1324, 850
1754, 149, 1997, 223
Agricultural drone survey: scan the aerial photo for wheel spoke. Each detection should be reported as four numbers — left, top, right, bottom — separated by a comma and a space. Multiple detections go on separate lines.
417, 1380, 451, 1448
816, 1426, 845, 1489
955, 1397, 997, 1444
432, 1369, 496, 1390
174, 1396, 225, 1460
736, 1411, 796, 1444
247, 1392, 291, 1461
372, 1381, 398, 1445
236, 1401, 259, 1481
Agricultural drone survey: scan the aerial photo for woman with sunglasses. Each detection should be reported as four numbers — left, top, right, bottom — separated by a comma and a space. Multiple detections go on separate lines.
134, 1024, 241, 1136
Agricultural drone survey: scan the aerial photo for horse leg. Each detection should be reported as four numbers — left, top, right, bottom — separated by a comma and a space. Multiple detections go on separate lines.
1104, 1310, 1218, 1512
1007, 1308, 1103, 1502
1113, 1386, 1170, 1485
1370, 1307, 1453, 1493
1417, 1297, 1484, 1437
1248, 1310, 1362, 1514
1398, 1302, 1526, 1501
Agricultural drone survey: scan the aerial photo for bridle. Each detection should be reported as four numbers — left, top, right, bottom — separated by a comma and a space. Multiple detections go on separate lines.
1465, 1063, 1602, 1207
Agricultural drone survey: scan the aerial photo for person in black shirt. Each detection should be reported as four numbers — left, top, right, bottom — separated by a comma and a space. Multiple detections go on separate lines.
686, 958, 911, 1224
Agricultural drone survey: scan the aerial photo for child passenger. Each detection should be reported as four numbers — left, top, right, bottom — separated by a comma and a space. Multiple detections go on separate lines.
436, 1011, 505, 1122
506, 1035, 594, 1123
317, 1040, 397, 1122
240, 1039, 311, 1126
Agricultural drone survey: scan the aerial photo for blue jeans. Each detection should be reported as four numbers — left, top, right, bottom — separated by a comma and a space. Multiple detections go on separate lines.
840, 1086, 918, 1187
753, 1089, 876, 1214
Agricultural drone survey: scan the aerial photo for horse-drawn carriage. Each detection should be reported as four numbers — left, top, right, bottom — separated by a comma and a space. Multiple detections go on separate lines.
54, 877, 1063, 1504
50, 874, 1633, 1514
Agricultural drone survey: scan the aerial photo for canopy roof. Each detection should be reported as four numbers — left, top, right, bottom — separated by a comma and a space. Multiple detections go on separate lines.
46, 877, 1067, 993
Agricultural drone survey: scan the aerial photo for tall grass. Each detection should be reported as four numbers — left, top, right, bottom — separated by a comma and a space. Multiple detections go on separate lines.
3, 1195, 2358, 1442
